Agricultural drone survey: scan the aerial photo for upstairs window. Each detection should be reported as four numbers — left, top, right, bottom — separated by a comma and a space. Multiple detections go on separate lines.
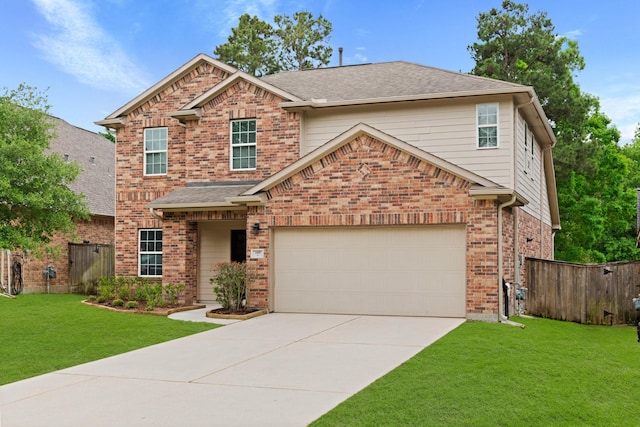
144, 127, 167, 175
477, 103, 498, 148
139, 229, 162, 277
231, 119, 256, 170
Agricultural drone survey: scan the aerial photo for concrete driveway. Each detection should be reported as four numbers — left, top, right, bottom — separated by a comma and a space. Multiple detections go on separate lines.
0, 313, 464, 427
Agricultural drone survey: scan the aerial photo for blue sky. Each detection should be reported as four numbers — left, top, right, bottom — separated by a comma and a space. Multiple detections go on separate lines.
1, 0, 639, 143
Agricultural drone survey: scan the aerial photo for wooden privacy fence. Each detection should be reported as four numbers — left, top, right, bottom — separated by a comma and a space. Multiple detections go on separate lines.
526, 258, 640, 325
68, 243, 114, 294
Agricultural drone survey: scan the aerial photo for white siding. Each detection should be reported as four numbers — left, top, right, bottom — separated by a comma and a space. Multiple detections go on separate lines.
302, 97, 514, 188
515, 114, 551, 225
197, 220, 246, 302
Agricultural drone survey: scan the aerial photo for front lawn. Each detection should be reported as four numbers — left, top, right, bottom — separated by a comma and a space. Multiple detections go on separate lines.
0, 294, 219, 385
312, 316, 640, 426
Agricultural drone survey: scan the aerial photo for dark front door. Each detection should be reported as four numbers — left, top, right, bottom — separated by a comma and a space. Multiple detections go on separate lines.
230, 230, 247, 263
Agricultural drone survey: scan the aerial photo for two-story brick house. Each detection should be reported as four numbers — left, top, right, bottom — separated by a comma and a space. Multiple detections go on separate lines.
97, 53, 559, 322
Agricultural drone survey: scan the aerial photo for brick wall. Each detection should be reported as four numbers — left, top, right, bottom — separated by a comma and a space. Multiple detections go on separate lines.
17, 215, 114, 293
114, 63, 300, 283
246, 134, 501, 318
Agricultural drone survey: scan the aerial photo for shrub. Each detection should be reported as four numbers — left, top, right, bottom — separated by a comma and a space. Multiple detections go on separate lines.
96, 277, 115, 300
138, 282, 164, 310
210, 262, 252, 312
125, 301, 138, 310
114, 276, 135, 301
164, 283, 186, 306
112, 298, 124, 307
96, 296, 106, 303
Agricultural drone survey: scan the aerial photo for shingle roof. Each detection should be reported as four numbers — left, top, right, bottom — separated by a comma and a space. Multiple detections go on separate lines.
259, 61, 525, 102
48, 117, 115, 217
148, 182, 260, 209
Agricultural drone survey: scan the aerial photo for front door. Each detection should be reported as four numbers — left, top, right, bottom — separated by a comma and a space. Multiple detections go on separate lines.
230, 230, 247, 263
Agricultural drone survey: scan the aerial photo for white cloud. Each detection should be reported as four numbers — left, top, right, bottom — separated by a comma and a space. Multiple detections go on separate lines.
31, 0, 150, 94
563, 29, 583, 39
600, 94, 640, 143
192, 0, 280, 38
354, 53, 368, 63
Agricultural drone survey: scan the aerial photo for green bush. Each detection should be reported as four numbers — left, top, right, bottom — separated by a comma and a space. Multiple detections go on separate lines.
210, 262, 251, 312
96, 277, 115, 300
125, 301, 138, 310
96, 296, 106, 303
114, 276, 135, 301
112, 298, 124, 307
138, 282, 164, 310
164, 283, 186, 306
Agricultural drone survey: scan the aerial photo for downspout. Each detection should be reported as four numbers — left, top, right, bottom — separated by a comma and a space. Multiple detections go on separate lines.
498, 195, 518, 325
503, 96, 534, 325
149, 207, 164, 221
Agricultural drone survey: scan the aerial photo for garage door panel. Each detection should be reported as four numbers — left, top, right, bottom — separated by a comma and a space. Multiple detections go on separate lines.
273, 226, 466, 317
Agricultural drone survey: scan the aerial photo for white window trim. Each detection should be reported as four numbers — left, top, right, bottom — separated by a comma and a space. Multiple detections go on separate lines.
476, 103, 499, 149
138, 229, 162, 277
524, 122, 530, 173
143, 127, 168, 176
230, 119, 257, 171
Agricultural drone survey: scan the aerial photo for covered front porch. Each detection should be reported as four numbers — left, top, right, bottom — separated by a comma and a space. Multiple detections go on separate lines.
146, 181, 264, 305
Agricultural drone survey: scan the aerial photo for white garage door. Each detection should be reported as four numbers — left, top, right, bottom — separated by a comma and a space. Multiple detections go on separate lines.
273, 225, 466, 317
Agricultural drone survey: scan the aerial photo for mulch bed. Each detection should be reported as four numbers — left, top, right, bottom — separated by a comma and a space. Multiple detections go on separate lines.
83, 299, 205, 316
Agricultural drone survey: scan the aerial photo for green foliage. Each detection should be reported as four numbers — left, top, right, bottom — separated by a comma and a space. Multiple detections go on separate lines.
99, 131, 115, 143
138, 282, 164, 310
125, 301, 138, 310
214, 11, 332, 76
210, 262, 251, 311
0, 294, 218, 385
114, 276, 135, 301
96, 296, 106, 304
164, 283, 186, 306
469, 2, 640, 262
112, 298, 124, 307
97, 277, 115, 300
468, 0, 596, 132
213, 14, 279, 76
274, 11, 333, 71
312, 317, 639, 426
0, 84, 89, 252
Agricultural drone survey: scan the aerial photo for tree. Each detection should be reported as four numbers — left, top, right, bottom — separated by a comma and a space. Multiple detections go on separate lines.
273, 11, 333, 71
213, 13, 279, 77
99, 131, 115, 143
467, 1, 635, 262
0, 84, 88, 252
214, 11, 333, 76
555, 111, 639, 262
468, 0, 598, 183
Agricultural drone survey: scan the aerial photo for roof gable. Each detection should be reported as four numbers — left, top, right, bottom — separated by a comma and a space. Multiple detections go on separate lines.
245, 123, 500, 196
98, 54, 237, 122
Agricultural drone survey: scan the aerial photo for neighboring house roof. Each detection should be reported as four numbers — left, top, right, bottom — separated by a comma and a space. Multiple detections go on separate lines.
48, 116, 115, 217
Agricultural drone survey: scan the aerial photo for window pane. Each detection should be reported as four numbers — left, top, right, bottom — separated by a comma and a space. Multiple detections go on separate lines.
479, 127, 497, 148
230, 119, 257, 169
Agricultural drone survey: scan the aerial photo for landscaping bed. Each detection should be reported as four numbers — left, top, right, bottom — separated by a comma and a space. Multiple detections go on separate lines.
83, 297, 205, 316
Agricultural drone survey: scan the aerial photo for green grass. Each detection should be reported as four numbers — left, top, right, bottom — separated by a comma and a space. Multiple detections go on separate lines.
0, 294, 219, 385
312, 317, 640, 427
